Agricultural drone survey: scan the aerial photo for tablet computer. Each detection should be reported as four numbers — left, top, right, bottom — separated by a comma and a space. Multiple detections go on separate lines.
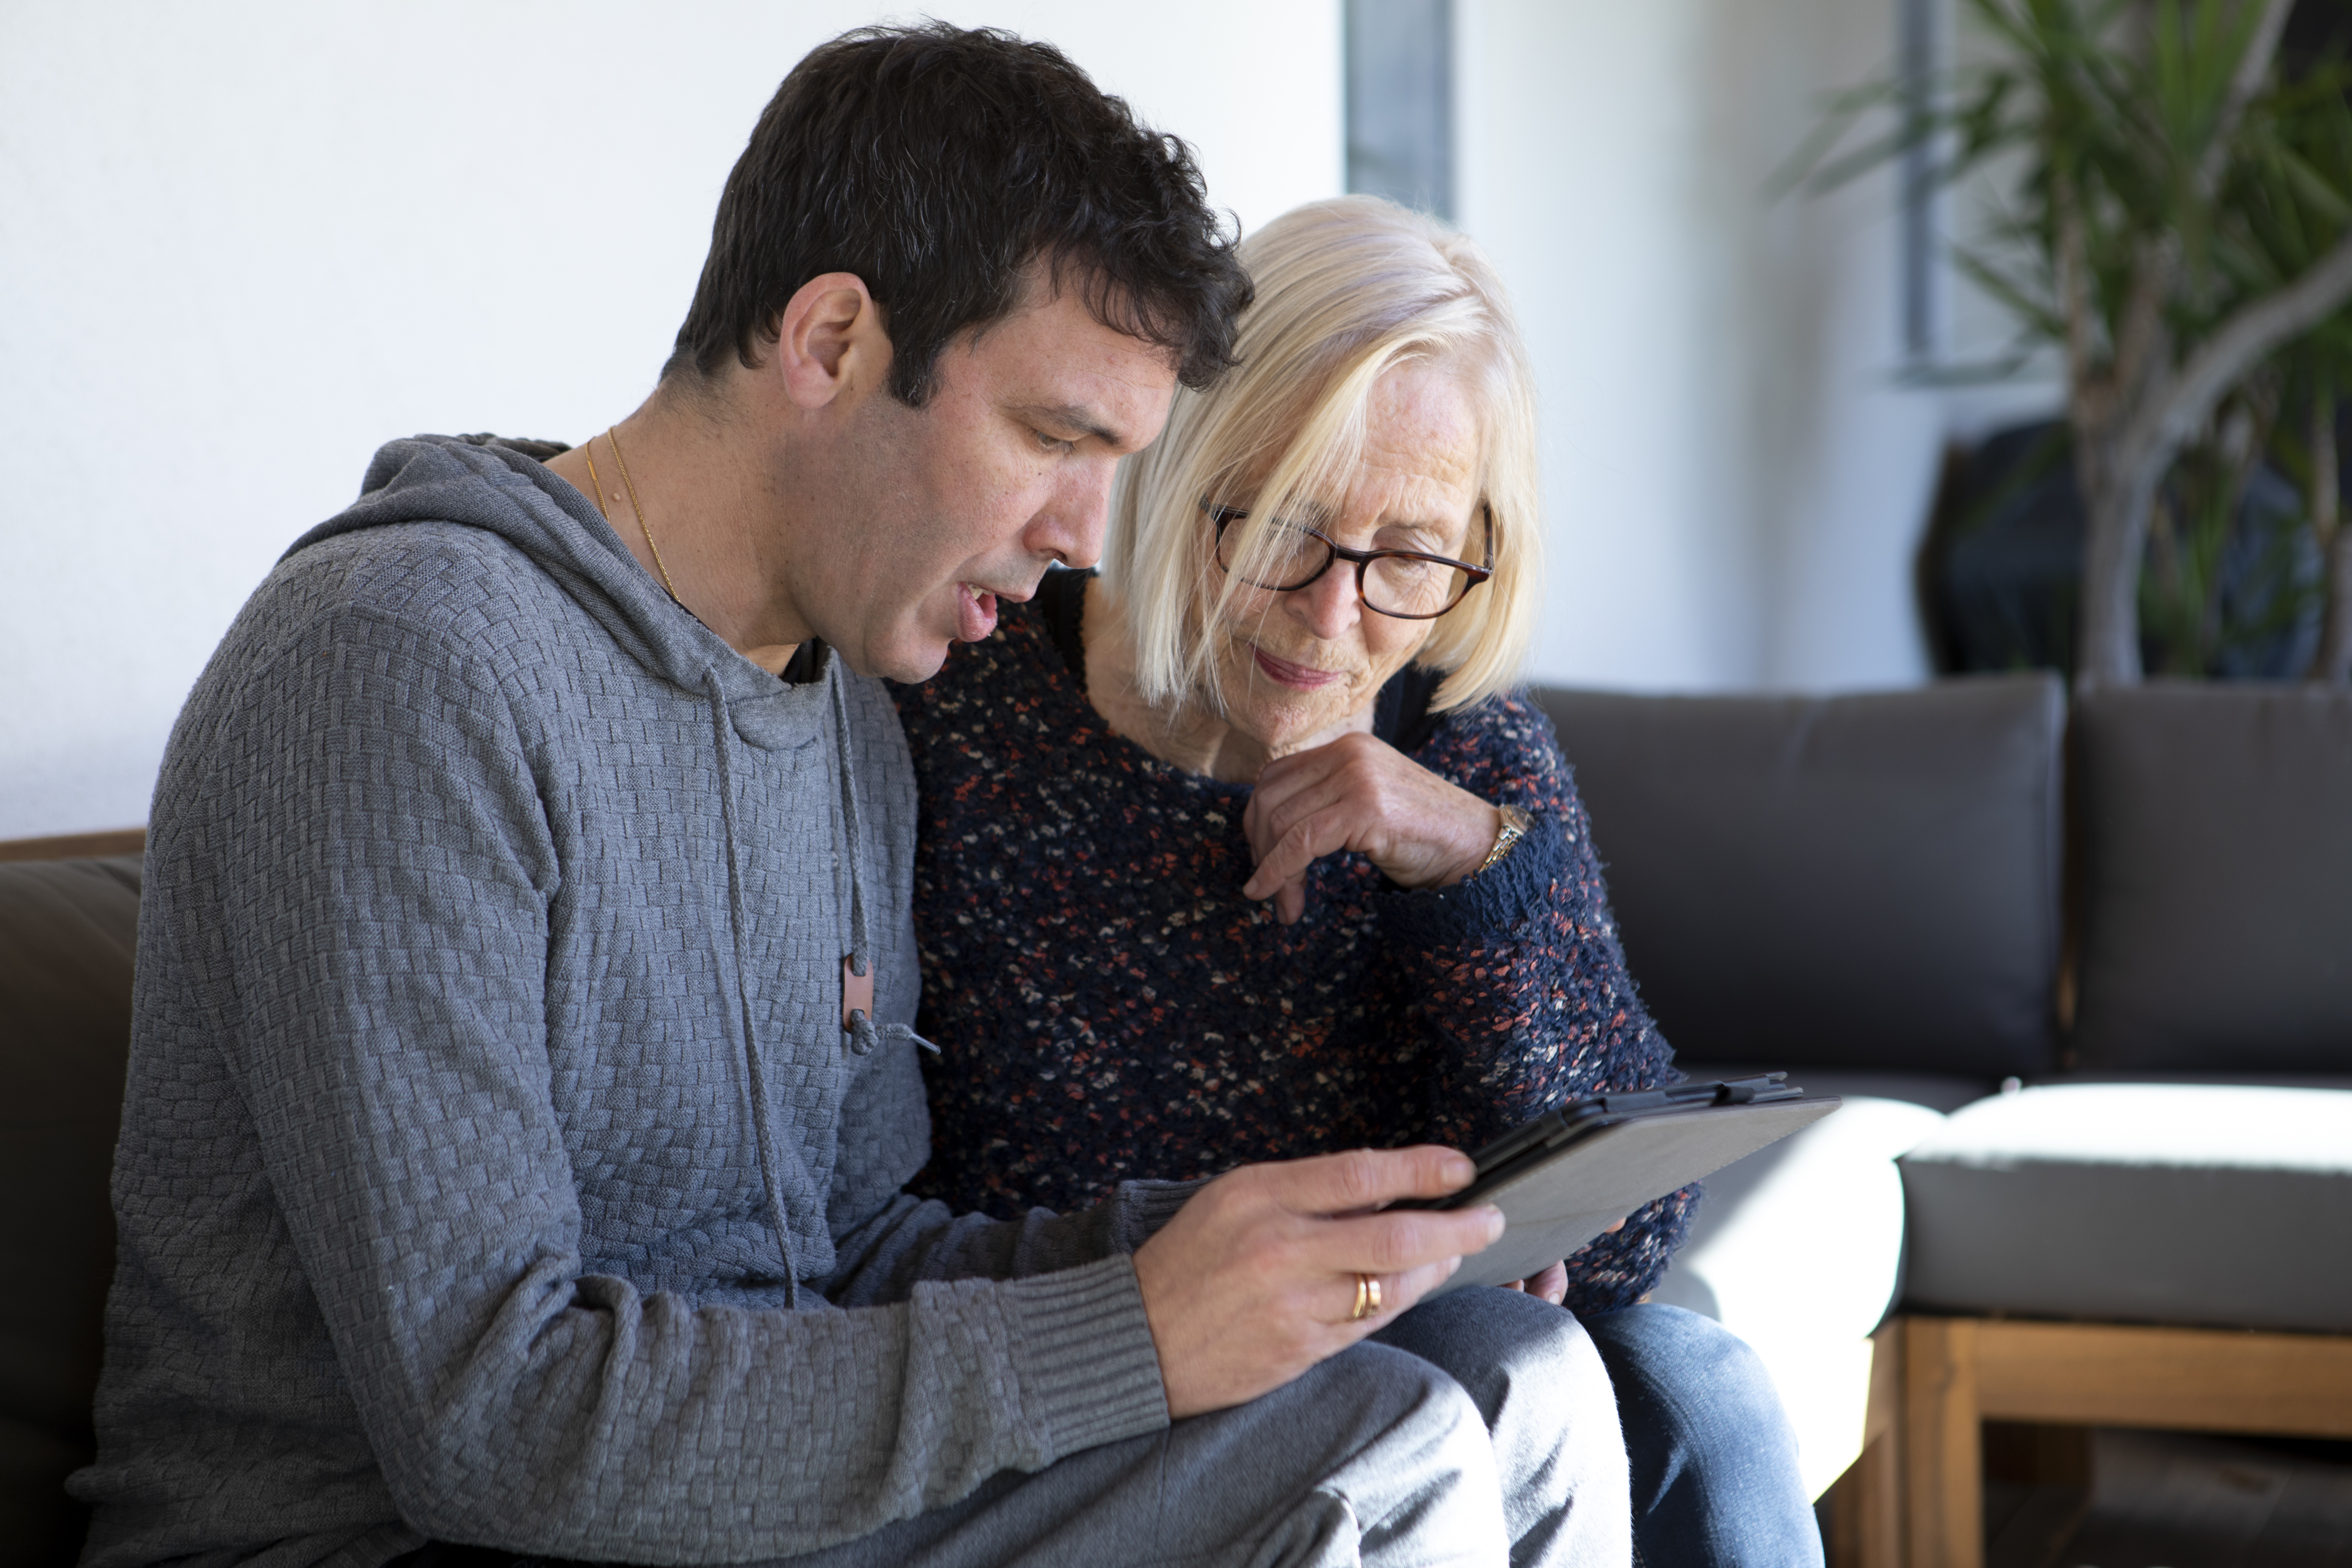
1400, 1074, 1840, 1295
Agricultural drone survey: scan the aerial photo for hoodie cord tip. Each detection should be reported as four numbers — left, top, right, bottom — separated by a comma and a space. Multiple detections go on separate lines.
845, 1009, 939, 1056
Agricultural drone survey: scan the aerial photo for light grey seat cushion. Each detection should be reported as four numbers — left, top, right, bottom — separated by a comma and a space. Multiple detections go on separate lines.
1900, 1084, 2352, 1332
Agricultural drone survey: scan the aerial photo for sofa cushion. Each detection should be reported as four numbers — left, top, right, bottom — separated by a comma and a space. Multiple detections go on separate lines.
1537, 676, 2065, 1076
1900, 1083, 2352, 1332
0, 855, 140, 1563
2073, 681, 2352, 1073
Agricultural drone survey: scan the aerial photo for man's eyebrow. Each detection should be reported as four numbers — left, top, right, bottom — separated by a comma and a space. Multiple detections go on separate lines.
1014, 402, 1129, 450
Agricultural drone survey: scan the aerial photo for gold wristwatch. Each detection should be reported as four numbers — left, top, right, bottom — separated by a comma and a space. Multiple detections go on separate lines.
1477, 805, 1533, 875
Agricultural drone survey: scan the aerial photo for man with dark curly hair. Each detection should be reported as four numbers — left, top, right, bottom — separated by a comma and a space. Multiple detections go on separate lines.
75, 25, 1631, 1568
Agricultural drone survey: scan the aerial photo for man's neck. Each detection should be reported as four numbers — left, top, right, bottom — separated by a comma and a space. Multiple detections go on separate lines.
544, 387, 807, 676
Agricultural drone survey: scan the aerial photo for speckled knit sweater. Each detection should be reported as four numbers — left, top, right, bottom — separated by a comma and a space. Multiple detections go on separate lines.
893, 570, 1695, 1314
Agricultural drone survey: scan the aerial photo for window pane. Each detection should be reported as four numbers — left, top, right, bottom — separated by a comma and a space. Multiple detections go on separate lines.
1345, 0, 1454, 221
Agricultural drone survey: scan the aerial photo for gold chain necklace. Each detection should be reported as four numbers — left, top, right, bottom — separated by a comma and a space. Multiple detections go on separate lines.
596, 425, 681, 602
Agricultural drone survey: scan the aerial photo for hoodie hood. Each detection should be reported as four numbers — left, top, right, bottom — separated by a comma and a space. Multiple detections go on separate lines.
282, 434, 935, 1301
286, 433, 792, 720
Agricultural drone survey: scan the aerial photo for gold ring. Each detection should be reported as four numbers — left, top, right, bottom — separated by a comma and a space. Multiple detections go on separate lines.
1350, 1273, 1382, 1322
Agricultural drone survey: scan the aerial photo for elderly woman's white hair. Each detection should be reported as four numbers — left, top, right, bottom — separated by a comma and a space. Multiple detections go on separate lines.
1100, 195, 1541, 716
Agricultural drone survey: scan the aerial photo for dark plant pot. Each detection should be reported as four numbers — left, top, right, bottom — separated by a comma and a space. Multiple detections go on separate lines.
1921, 420, 2323, 680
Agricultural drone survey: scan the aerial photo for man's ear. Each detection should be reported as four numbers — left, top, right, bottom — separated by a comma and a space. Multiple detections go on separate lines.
773, 272, 892, 411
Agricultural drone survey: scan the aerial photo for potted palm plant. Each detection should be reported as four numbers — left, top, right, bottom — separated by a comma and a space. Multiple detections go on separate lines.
1801, 0, 2352, 683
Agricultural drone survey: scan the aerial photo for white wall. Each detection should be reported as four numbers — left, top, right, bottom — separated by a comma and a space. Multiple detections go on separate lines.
1460, 0, 1758, 690
0, 2, 1344, 839
2, 0, 2065, 839
1460, 0, 2053, 693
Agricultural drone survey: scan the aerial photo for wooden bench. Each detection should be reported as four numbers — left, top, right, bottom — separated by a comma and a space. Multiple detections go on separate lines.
1827, 1314, 2352, 1568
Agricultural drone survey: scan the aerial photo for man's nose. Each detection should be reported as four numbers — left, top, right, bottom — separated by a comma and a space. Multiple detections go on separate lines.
1028, 460, 1115, 570
1289, 556, 1360, 642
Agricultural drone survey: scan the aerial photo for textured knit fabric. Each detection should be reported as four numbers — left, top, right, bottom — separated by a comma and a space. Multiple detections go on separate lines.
894, 577, 1693, 1314
75, 438, 1186, 1568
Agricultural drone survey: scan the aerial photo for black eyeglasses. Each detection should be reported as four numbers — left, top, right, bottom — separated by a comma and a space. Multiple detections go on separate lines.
1200, 499, 1494, 620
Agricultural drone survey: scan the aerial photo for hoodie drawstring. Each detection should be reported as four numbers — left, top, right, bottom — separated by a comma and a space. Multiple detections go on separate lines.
828, 671, 936, 1059
705, 670, 803, 1307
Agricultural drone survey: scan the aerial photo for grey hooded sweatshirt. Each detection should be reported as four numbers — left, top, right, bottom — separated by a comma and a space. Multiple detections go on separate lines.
75, 436, 1183, 1568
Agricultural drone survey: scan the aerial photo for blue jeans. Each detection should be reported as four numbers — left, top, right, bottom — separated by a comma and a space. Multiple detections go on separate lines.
1587, 1304, 1822, 1568
1380, 1294, 1819, 1568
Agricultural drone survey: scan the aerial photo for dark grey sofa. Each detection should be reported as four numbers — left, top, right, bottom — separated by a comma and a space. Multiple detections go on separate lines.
0, 854, 139, 1567
1538, 677, 2351, 1322
6, 677, 2347, 1564
1540, 676, 2066, 1105
1536, 675, 2352, 1564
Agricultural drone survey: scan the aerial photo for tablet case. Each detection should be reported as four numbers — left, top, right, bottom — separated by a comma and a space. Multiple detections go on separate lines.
1418, 1078, 1841, 1295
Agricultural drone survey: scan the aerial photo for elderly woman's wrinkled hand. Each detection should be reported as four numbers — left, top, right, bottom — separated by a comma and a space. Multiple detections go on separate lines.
1241, 731, 1505, 923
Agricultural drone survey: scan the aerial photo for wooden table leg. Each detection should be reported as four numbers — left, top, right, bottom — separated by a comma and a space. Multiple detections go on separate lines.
1902, 1317, 1983, 1568
1848, 1318, 1905, 1568
1842, 1426, 1905, 1568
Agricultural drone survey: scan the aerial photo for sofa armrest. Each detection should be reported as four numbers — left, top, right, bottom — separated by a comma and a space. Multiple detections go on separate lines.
1651, 1094, 1948, 1498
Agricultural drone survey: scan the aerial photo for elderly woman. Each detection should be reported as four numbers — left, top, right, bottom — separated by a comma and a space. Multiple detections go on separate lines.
893, 198, 1818, 1566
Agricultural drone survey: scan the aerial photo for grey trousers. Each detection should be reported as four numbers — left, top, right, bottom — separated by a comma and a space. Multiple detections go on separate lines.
768, 1291, 1630, 1568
